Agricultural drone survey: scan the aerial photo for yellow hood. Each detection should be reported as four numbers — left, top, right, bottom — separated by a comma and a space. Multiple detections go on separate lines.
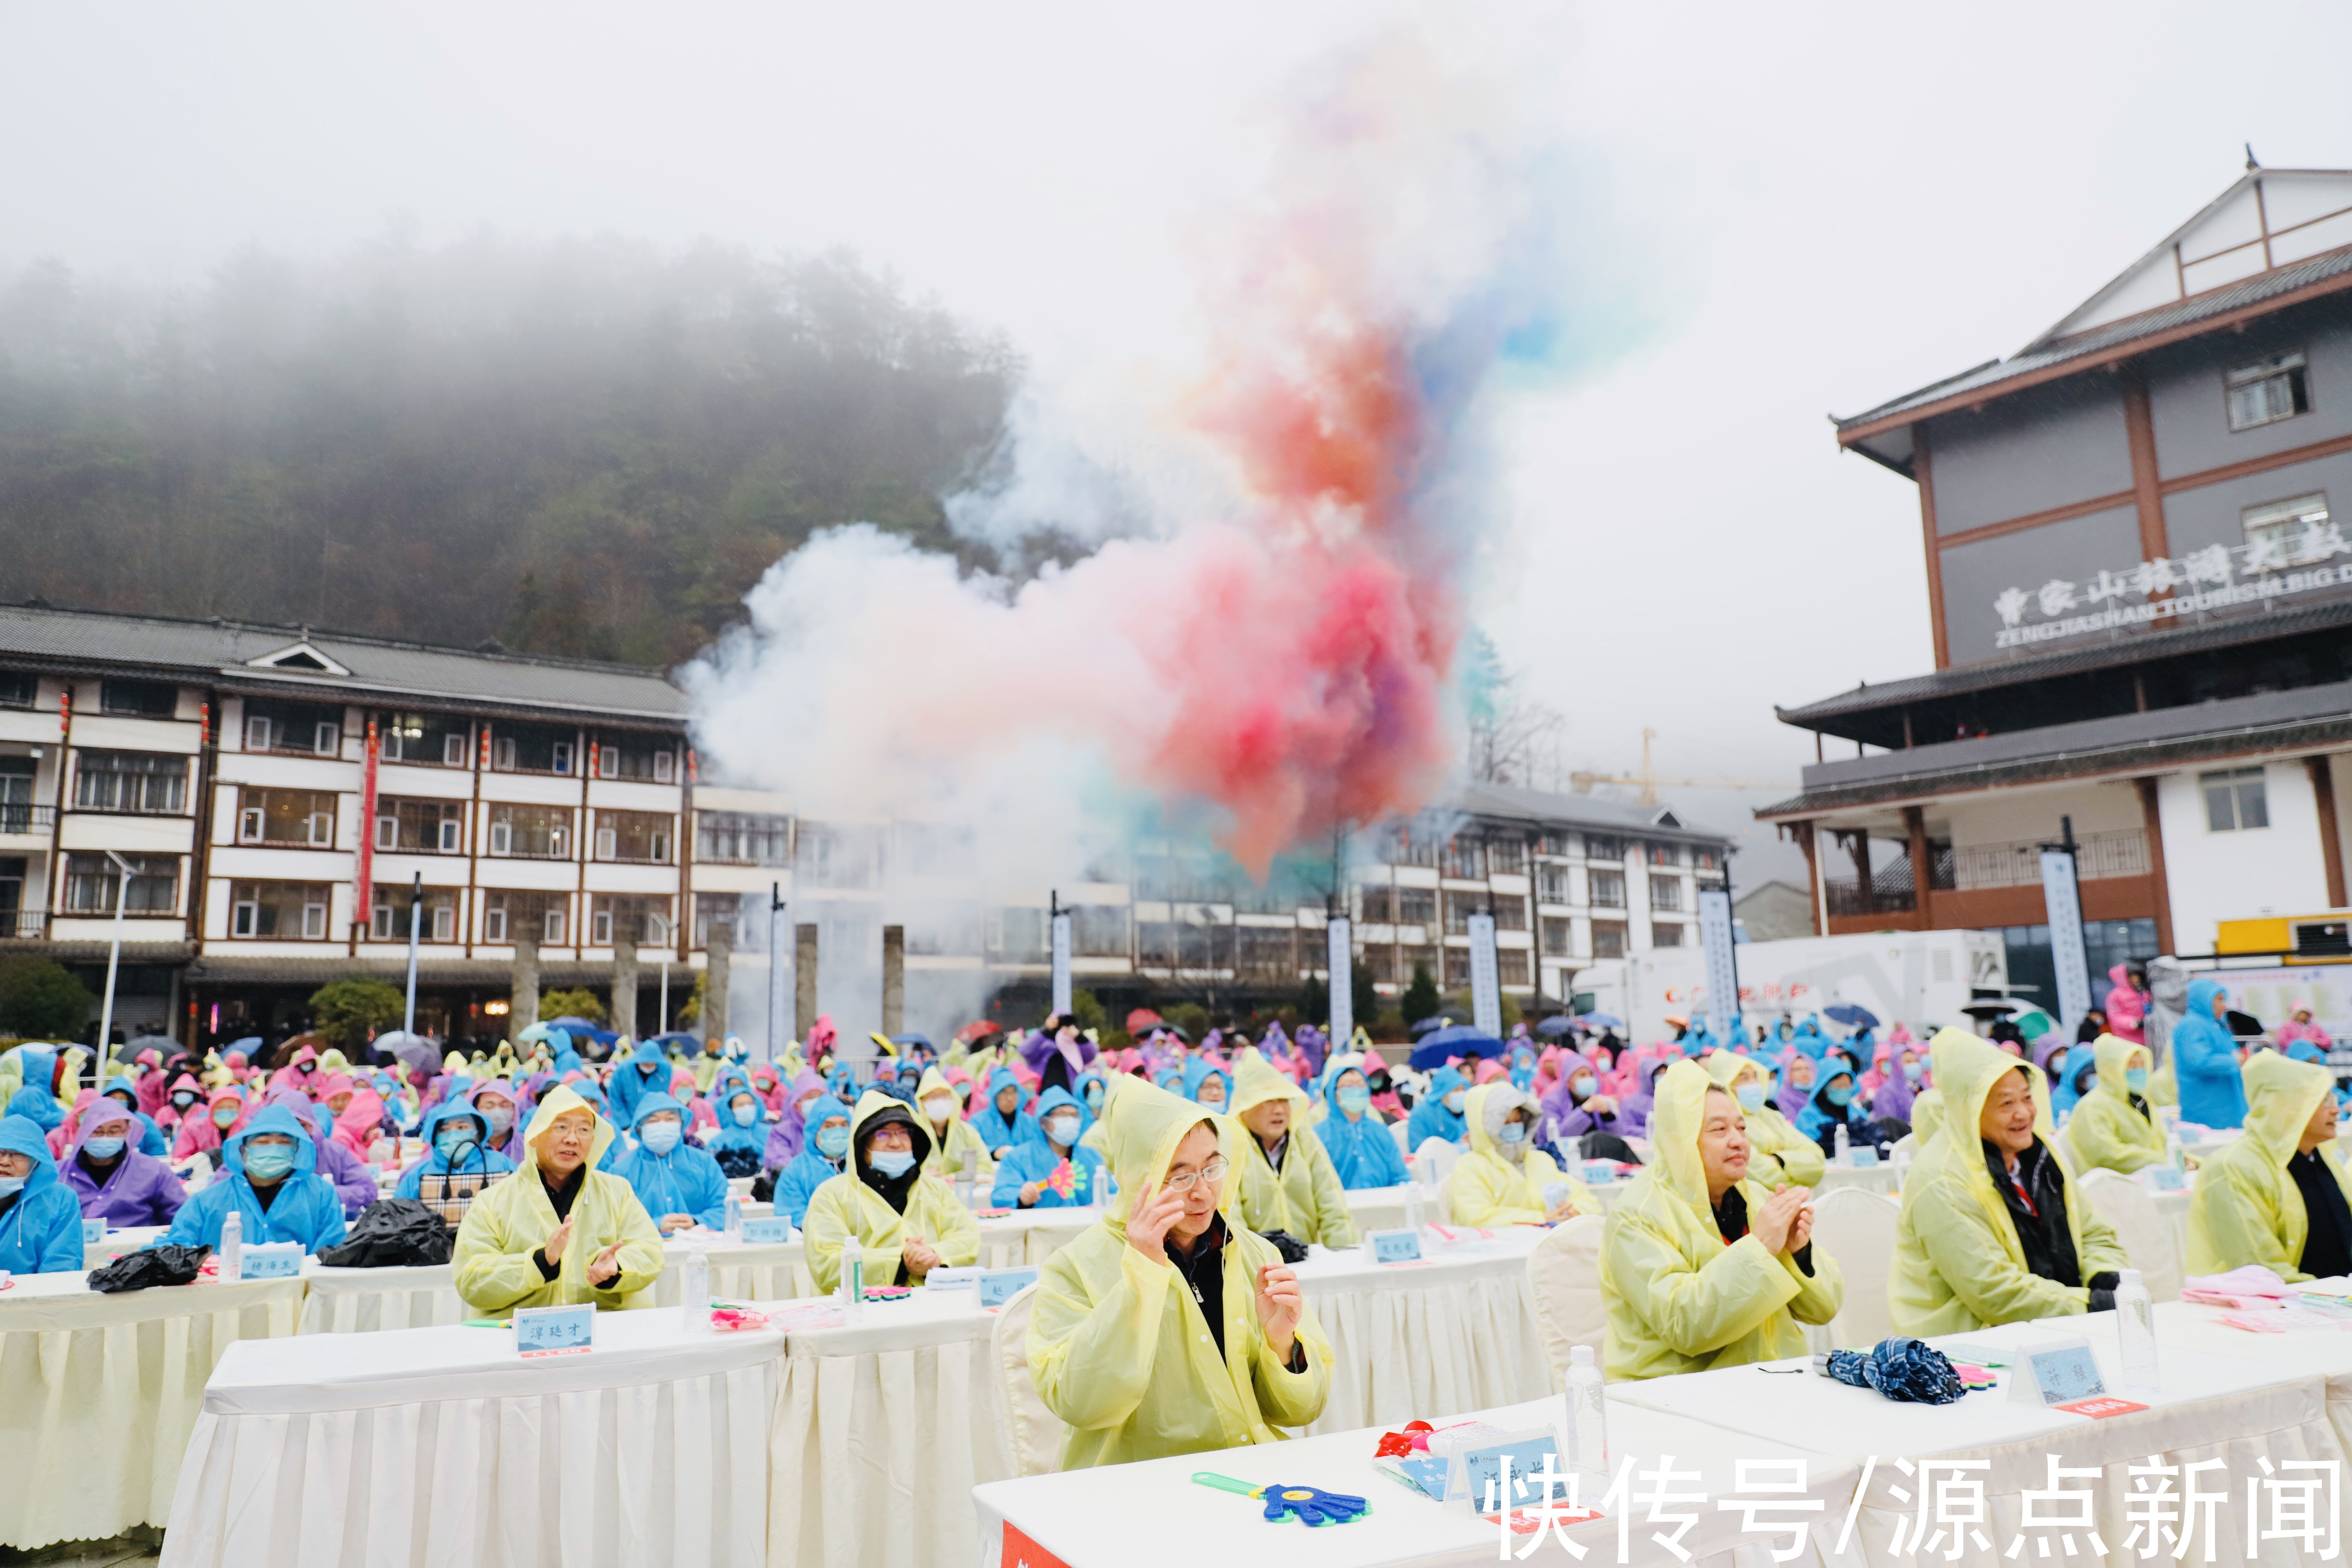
1703, 1050, 1760, 1092
2089, 1035, 2151, 1097
1081, 1073, 1234, 1228
521, 1084, 617, 1174
848, 1088, 931, 1163
2240, 1049, 2334, 1168
1910, 1086, 1944, 1144
914, 1065, 958, 1111
1931, 1026, 2053, 1150
1463, 1080, 1535, 1162
1649, 1059, 1724, 1210
1230, 1054, 1309, 1118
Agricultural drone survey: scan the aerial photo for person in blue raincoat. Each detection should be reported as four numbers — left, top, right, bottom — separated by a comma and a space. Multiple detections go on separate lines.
1073, 1068, 1109, 1134
969, 1066, 1042, 1159
2174, 978, 2248, 1129
1182, 1059, 1233, 1115
1312, 1058, 1409, 1189
1795, 1060, 1873, 1155
2052, 1043, 2099, 1120
992, 1087, 1109, 1208
775, 1096, 850, 1226
395, 1091, 516, 1208
1406, 1065, 1470, 1148
6, 1084, 61, 1135
2285, 1038, 2352, 1106
0, 1113, 84, 1273
703, 1072, 769, 1179
605, 1042, 669, 1129
609, 1092, 729, 1234
156, 1102, 348, 1254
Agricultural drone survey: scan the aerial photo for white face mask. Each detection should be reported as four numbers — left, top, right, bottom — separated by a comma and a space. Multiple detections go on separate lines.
1045, 1114, 1080, 1145
923, 1096, 956, 1123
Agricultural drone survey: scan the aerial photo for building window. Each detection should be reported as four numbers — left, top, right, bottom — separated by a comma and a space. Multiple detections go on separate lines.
74, 751, 188, 815
1651, 922, 1685, 948
1072, 905, 1132, 958
1236, 923, 1296, 980
374, 796, 465, 853
1365, 947, 1397, 984
228, 880, 331, 939
2226, 350, 2309, 432
1443, 948, 1471, 988
2241, 493, 2332, 570
100, 679, 176, 717
487, 721, 577, 775
237, 788, 337, 847
371, 883, 458, 942
1541, 916, 1571, 957
1442, 891, 1481, 936
1532, 831, 1566, 856
1498, 949, 1531, 986
0, 674, 34, 709
484, 890, 567, 945
1440, 836, 1485, 880
1491, 895, 1528, 931
1388, 823, 1441, 868
798, 822, 884, 889
696, 810, 791, 867
590, 894, 672, 948
1591, 920, 1628, 959
1649, 875, 1683, 912
1589, 868, 1626, 908
380, 712, 473, 767
1584, 833, 1622, 861
1694, 847, 1722, 871
692, 892, 741, 948
1487, 836, 1529, 877
486, 803, 572, 858
1536, 865, 1570, 904
592, 810, 672, 864
1358, 885, 1393, 923
243, 698, 340, 756
64, 853, 178, 915
2200, 766, 2269, 832
594, 733, 677, 782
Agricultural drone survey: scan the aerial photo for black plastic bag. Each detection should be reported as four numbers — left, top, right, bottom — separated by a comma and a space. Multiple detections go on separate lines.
1258, 1229, 1311, 1264
318, 1198, 455, 1268
88, 1243, 211, 1292
750, 1169, 778, 1204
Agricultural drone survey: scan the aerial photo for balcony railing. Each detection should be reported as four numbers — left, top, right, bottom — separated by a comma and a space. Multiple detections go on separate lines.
2, 910, 45, 938
1954, 830, 2150, 890
0, 804, 54, 836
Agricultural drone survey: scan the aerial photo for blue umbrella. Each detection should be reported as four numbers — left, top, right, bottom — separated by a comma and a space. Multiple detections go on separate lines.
1824, 1004, 1880, 1029
1575, 1012, 1624, 1030
1408, 1024, 1507, 1071
1409, 1015, 1458, 1037
1534, 1016, 1575, 1037
891, 1033, 937, 1052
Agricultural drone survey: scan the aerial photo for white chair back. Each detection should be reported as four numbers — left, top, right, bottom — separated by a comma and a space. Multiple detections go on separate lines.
2076, 1167, 2182, 1303
1415, 1136, 1462, 1186
1809, 1187, 1901, 1348
1389, 1118, 1413, 1157
989, 1282, 1065, 1477
1891, 1133, 1918, 1159
1526, 1213, 1608, 1385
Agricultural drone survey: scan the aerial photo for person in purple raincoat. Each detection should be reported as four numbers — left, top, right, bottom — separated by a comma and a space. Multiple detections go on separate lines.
1539, 1051, 1623, 1145
1613, 1055, 1680, 1140
61, 1096, 187, 1227
270, 1092, 380, 1217
1018, 1018, 1098, 1098
763, 1067, 831, 1171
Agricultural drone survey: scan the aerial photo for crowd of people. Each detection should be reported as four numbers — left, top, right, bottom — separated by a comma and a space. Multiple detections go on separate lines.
0, 956, 2344, 1477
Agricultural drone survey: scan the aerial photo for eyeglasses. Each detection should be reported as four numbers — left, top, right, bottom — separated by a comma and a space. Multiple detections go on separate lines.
1161, 1156, 1230, 1194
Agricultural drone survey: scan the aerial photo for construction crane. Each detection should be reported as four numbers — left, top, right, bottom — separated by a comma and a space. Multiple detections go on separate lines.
1568, 730, 1791, 807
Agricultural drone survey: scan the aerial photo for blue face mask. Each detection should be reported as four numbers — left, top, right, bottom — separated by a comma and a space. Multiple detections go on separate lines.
733, 1103, 759, 1127
83, 1135, 127, 1161
1444, 1091, 1467, 1114
0, 1175, 22, 1200
1498, 1122, 1527, 1145
435, 1126, 478, 1159
816, 1125, 850, 1159
639, 1120, 682, 1155
242, 1144, 296, 1181
1735, 1083, 1765, 1112
1903, 1060, 1923, 1083
2126, 1067, 2149, 1092
1337, 1087, 1372, 1115
1824, 1083, 1855, 1109
869, 1148, 917, 1178
1570, 1076, 1595, 1100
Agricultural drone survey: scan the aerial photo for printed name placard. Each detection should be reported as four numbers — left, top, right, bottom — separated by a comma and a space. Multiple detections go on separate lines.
240, 1243, 302, 1279
514, 1302, 596, 1357
740, 1216, 793, 1244
81, 1217, 106, 1244
1461, 1431, 1560, 1510
1846, 1146, 1880, 1168
977, 1267, 1039, 1308
2009, 1336, 2105, 1407
1366, 1228, 1424, 1265
2142, 1165, 2187, 1192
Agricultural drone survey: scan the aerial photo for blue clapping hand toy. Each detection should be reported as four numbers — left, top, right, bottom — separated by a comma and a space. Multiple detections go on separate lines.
1191, 1473, 1370, 1527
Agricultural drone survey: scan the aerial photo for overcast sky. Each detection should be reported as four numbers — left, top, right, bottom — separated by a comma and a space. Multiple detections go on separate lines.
6, 0, 2348, 804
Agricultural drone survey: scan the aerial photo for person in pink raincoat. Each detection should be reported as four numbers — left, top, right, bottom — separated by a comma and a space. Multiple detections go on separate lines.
2105, 963, 2150, 1046
173, 1083, 251, 1161
2279, 1008, 2335, 1051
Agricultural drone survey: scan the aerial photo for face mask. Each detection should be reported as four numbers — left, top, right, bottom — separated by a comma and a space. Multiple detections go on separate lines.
2077, 1073, 2097, 1094
2125, 1068, 2149, 1092
213, 1106, 239, 1127
1444, 1091, 1467, 1114
298, 1061, 316, 1075
1736, 1083, 1766, 1112
1084, 1084, 1104, 1108
242, 1145, 296, 1181
0, 1176, 21, 1200
1903, 1060, 1923, 1083
1046, 1115, 1080, 1145
1824, 1083, 1854, 1108
435, 1127, 477, 1159
84, 1135, 127, 1161
1199, 1093, 1225, 1110
484, 1106, 514, 1136
922, 1096, 956, 1123
869, 1148, 916, 1178
816, 1125, 851, 1159
733, 1104, 759, 1127
1570, 1076, 1594, 1100
1337, 1087, 1372, 1115
173, 1092, 198, 1109
640, 1121, 682, 1155
1498, 1122, 1527, 1144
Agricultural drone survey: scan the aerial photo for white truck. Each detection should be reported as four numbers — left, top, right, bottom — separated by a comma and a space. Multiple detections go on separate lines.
1567, 929, 2008, 1043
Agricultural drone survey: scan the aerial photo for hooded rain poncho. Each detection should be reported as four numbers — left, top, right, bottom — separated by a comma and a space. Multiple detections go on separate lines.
1225, 1057, 1354, 1247
1703, 1051, 1823, 1189
915, 1066, 995, 1184
802, 1091, 979, 1292
774, 1096, 851, 1227
609, 1092, 730, 1231
61, 1097, 186, 1227
2059, 1036, 2167, 1175
1404, 1065, 1469, 1149
2187, 1050, 2352, 1282
1309, 1057, 1409, 1190
969, 1066, 1044, 1158
1449, 1082, 1591, 1228
0, 1113, 89, 1273
157, 1103, 348, 1254
992, 1086, 1110, 1209
394, 1094, 516, 1199
2173, 978, 2248, 1129
451, 1084, 665, 1312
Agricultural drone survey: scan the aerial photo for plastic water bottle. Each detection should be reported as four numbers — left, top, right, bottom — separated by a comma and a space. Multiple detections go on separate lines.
2114, 1267, 2159, 1393
724, 1194, 743, 1243
218, 1209, 243, 1282
841, 1240, 866, 1322
957, 1150, 978, 1210
681, 1244, 711, 1332
1563, 1344, 1609, 1485
2167, 1131, 2187, 1173
1833, 1123, 1850, 1164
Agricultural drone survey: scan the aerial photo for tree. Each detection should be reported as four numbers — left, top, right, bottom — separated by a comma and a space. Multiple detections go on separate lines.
1400, 963, 1440, 1029
1295, 975, 1329, 1026
0, 955, 90, 1039
1350, 966, 1382, 1040
308, 976, 404, 1051
1069, 988, 1108, 1038
1464, 631, 1569, 793
539, 989, 606, 1025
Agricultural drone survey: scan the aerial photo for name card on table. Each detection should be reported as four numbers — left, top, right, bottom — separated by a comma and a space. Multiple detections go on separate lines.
240, 1242, 303, 1279
1846, 1147, 1880, 1168
977, 1267, 1039, 1308
82, 1217, 106, 1244
1457, 1430, 1560, 1510
1364, 1228, 1424, 1265
924, 1266, 983, 1289
2008, 1335, 2105, 1407
1581, 1159, 1617, 1185
740, 1216, 793, 1244
514, 1303, 596, 1357
2141, 1165, 2187, 1192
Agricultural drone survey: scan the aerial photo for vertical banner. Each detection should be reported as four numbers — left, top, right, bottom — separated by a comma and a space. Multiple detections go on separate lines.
1050, 909, 1073, 1016
1326, 915, 1353, 1041
1466, 912, 1502, 1038
2041, 848, 2092, 1035
765, 886, 788, 1067
353, 719, 380, 945
1698, 889, 1740, 1040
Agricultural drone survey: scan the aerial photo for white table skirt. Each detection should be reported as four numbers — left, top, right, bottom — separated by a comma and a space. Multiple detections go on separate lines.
1610, 1315, 2343, 1566
2152, 1287, 2352, 1459
974, 1394, 1862, 1568
0, 1269, 305, 1550
296, 1235, 813, 1333
162, 1308, 782, 1568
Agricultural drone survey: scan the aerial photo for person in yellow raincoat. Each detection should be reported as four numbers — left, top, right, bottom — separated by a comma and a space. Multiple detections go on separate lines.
1703, 1051, 1823, 1189
1028, 1074, 1332, 1468
1450, 1082, 1593, 1227
1600, 1060, 1842, 1380
1890, 1029, 2129, 1335
452, 1083, 665, 1313
2060, 1035, 2168, 1175
2186, 1050, 2352, 1282
914, 1066, 995, 1185
1907, 1085, 1943, 1145
1228, 1055, 1355, 1248
802, 1090, 980, 1292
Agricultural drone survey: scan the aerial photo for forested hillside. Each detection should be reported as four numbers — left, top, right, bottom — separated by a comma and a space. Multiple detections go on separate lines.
0, 237, 1019, 666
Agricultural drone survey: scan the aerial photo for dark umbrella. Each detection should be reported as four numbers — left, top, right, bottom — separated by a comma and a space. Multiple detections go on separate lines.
1824, 1004, 1881, 1029
891, 1033, 936, 1053
643, 1032, 700, 1052
2226, 1009, 2268, 1040
377, 1031, 441, 1080
1534, 1016, 1574, 1037
1408, 1025, 1506, 1070
1960, 999, 2023, 1020
1410, 1015, 1457, 1037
